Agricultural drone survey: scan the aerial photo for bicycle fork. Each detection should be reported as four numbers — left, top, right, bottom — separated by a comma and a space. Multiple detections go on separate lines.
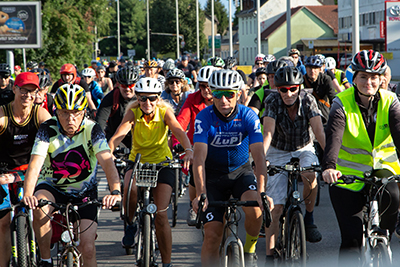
221, 208, 245, 267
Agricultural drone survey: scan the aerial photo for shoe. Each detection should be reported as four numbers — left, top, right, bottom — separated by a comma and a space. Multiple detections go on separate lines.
186, 208, 197, 226
122, 223, 138, 247
244, 252, 258, 267
305, 224, 322, 243
38, 260, 53, 267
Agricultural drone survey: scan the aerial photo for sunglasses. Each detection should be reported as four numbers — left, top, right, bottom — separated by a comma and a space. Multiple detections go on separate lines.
212, 90, 236, 99
0, 73, 10, 79
137, 95, 158, 102
168, 80, 181, 85
120, 83, 135, 89
279, 86, 299, 93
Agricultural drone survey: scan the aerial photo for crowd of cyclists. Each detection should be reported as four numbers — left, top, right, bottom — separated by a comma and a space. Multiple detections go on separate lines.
0, 47, 399, 267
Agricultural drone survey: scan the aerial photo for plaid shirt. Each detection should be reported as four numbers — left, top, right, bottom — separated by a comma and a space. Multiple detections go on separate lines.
262, 90, 322, 151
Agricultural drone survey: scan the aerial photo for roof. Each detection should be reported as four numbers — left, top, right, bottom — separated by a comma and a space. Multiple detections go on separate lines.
260, 5, 338, 40
236, 0, 269, 17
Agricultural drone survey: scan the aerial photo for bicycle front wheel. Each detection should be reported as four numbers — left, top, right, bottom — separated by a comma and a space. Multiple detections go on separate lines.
372, 241, 391, 267
226, 242, 241, 267
287, 210, 306, 267
66, 250, 74, 267
16, 213, 29, 267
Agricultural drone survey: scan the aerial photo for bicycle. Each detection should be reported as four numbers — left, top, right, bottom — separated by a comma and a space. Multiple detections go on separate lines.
0, 163, 37, 267
124, 153, 182, 266
267, 157, 321, 267
332, 171, 400, 267
195, 192, 272, 267
36, 198, 103, 267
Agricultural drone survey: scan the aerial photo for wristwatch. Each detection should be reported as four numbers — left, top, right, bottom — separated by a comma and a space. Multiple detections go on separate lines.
111, 190, 121, 195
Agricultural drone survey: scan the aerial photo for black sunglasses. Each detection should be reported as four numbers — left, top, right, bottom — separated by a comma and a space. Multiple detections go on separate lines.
138, 95, 158, 102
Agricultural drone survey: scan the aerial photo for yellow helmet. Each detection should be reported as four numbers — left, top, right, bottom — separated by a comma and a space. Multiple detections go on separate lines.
144, 60, 159, 68
54, 84, 88, 111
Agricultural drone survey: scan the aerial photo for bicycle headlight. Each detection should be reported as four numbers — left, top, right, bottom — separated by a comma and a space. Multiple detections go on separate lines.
292, 191, 300, 200
61, 230, 74, 243
146, 204, 157, 214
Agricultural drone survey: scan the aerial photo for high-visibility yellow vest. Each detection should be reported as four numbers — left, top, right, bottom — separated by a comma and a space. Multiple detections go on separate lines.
335, 87, 400, 191
334, 69, 346, 92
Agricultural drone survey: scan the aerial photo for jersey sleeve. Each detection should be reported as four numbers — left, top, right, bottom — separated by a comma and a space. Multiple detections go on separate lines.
244, 108, 263, 144
91, 123, 111, 154
31, 122, 51, 157
192, 110, 210, 144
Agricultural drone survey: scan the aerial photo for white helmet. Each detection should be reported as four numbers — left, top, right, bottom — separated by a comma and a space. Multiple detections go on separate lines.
263, 54, 276, 63
81, 68, 96, 77
134, 77, 162, 94
325, 57, 336, 70
315, 54, 326, 64
197, 66, 217, 83
208, 69, 243, 91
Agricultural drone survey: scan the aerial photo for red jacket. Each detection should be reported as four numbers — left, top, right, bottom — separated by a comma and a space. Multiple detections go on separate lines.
172, 90, 207, 147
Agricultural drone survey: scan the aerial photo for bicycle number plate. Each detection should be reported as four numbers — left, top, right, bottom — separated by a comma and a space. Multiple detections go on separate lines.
135, 168, 158, 188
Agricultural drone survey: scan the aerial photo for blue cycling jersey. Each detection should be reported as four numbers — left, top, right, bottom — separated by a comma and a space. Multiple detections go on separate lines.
193, 104, 262, 173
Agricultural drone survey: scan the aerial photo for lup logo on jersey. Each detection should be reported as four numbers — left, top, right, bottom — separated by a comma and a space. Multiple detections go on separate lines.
211, 132, 243, 147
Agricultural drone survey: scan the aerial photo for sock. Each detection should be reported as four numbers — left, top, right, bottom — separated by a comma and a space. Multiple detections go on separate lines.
304, 210, 314, 225
41, 258, 51, 263
243, 233, 258, 254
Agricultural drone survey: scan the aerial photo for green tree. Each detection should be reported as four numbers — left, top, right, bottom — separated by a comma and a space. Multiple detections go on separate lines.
205, 0, 229, 36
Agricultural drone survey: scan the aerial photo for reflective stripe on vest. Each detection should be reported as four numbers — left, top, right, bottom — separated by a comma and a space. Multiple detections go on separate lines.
335, 87, 400, 191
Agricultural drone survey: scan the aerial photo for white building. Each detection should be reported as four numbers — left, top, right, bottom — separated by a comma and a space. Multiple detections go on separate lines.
236, 0, 322, 65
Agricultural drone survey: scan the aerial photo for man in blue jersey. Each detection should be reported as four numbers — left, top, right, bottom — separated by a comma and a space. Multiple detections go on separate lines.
192, 69, 274, 267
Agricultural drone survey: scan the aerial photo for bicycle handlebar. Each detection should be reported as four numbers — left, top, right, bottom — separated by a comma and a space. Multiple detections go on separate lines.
332, 174, 400, 187
267, 164, 321, 176
37, 198, 103, 211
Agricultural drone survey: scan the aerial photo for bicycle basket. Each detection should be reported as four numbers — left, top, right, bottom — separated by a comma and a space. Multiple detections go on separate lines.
135, 164, 159, 187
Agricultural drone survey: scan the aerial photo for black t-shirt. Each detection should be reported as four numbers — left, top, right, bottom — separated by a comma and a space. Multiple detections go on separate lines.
177, 63, 195, 79
325, 69, 336, 80
0, 79, 14, 106
50, 78, 89, 94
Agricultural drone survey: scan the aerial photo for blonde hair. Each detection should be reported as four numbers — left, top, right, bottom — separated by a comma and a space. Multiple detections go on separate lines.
164, 78, 191, 94
125, 96, 175, 116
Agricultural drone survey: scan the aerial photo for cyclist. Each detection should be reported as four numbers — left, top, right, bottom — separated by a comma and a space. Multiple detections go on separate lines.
247, 54, 265, 89
316, 54, 344, 93
108, 77, 193, 267
225, 56, 247, 84
39, 62, 51, 75
322, 50, 400, 264
26, 61, 38, 72
12, 65, 21, 80
82, 68, 104, 109
22, 84, 121, 267
263, 54, 276, 66
50, 63, 97, 112
192, 69, 273, 266
0, 63, 14, 106
206, 56, 225, 69
325, 57, 350, 92
96, 66, 140, 148
161, 68, 193, 114
170, 65, 217, 226
140, 60, 166, 89
381, 66, 399, 96
30, 68, 54, 115
303, 55, 336, 124
0, 72, 51, 267
162, 59, 176, 77
106, 60, 119, 85
288, 48, 306, 75
177, 55, 197, 84
262, 66, 325, 262
96, 65, 114, 94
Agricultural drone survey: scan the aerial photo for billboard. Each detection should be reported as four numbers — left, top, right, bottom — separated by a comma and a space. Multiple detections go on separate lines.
385, 1, 400, 79
0, 1, 41, 49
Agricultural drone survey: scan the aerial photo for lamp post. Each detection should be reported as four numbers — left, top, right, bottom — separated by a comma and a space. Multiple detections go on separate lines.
352, 0, 360, 55
196, 0, 200, 59
211, 0, 215, 57
117, 0, 120, 57
176, 0, 180, 59
229, 0, 233, 56
257, 0, 261, 54
286, 0, 291, 50
147, 0, 150, 60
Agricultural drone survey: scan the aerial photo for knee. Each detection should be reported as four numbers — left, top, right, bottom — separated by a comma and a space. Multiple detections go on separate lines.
203, 228, 222, 248
155, 212, 169, 227
79, 239, 96, 259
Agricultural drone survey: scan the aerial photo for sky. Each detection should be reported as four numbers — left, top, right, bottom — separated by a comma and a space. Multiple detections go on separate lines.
199, 0, 236, 12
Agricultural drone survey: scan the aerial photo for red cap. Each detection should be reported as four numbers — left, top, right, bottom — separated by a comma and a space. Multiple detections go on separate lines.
14, 72, 40, 88
14, 65, 21, 71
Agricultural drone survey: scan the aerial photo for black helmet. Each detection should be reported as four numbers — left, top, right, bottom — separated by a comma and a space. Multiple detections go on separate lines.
166, 68, 185, 80
255, 67, 268, 77
26, 61, 38, 70
30, 68, 52, 89
224, 56, 237, 69
351, 50, 387, 75
0, 63, 11, 75
274, 66, 304, 87
115, 66, 140, 85
304, 56, 323, 68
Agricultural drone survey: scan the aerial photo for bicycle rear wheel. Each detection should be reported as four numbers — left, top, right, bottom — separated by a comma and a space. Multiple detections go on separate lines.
372, 241, 391, 266
16, 213, 29, 267
226, 242, 241, 267
287, 210, 306, 267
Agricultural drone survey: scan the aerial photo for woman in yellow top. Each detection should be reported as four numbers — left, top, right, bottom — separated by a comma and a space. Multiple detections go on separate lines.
109, 77, 192, 267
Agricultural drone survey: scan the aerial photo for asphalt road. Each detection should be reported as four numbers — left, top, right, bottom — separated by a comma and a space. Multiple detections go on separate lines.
94, 169, 400, 267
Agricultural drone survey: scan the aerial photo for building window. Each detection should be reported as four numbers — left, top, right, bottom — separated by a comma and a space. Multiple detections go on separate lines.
254, 19, 257, 33
250, 20, 252, 34
242, 21, 244, 35
246, 47, 249, 62
250, 47, 252, 61
262, 44, 264, 54
246, 20, 248, 35
242, 47, 245, 62
370, 12, 375, 25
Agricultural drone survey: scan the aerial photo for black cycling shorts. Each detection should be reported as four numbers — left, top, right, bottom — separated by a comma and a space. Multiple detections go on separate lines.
35, 183, 99, 223
202, 163, 258, 224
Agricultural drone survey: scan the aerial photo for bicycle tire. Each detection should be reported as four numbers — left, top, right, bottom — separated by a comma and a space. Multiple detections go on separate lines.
315, 173, 321, 206
66, 250, 74, 267
372, 241, 391, 267
136, 217, 143, 265
226, 242, 241, 267
143, 213, 151, 267
287, 210, 306, 267
171, 168, 179, 227
16, 214, 28, 267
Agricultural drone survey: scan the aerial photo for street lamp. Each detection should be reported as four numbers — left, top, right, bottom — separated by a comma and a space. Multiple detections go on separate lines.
117, 0, 120, 57
147, 0, 150, 60
176, 0, 180, 59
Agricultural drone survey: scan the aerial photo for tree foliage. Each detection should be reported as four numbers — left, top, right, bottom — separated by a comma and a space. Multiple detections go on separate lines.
205, 0, 229, 36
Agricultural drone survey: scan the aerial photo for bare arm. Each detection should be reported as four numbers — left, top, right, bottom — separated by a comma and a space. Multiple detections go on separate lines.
108, 109, 135, 153
263, 116, 276, 155
332, 78, 343, 93
309, 116, 325, 150
107, 78, 114, 91
192, 142, 208, 213
23, 154, 46, 208
38, 106, 52, 123
86, 91, 97, 111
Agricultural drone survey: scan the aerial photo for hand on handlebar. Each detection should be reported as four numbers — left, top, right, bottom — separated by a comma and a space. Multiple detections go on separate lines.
23, 195, 38, 209
192, 193, 208, 214
322, 168, 342, 184
102, 194, 122, 210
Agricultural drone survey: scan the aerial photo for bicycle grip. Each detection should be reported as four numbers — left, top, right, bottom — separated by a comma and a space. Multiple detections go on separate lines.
111, 201, 121, 212
261, 192, 272, 228
195, 193, 206, 229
